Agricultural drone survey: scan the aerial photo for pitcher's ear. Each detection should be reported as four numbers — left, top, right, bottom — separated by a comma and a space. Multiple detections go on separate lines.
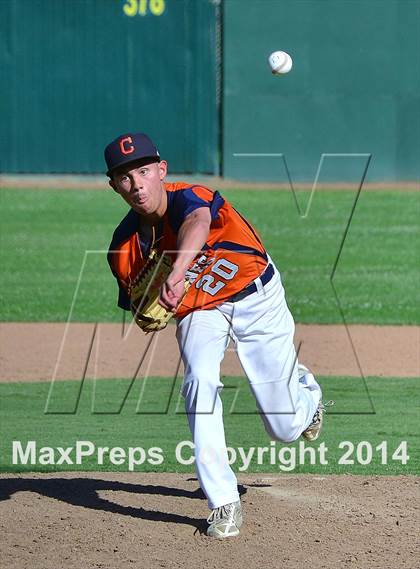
158, 160, 168, 180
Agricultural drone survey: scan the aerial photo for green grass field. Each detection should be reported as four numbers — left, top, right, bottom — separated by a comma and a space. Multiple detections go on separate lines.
0, 376, 418, 475
0, 187, 419, 324
0, 187, 418, 477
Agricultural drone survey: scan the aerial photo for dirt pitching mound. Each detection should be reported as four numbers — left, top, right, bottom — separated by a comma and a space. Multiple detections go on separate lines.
0, 472, 418, 569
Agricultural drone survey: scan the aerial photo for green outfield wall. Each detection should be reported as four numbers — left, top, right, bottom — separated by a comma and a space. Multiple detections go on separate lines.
223, 0, 420, 182
1, 0, 419, 180
0, 0, 219, 174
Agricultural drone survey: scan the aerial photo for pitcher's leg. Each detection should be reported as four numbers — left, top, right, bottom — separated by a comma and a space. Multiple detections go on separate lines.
222, 267, 322, 443
176, 309, 240, 509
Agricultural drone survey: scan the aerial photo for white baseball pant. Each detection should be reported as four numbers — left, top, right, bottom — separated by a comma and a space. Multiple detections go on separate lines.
176, 261, 321, 509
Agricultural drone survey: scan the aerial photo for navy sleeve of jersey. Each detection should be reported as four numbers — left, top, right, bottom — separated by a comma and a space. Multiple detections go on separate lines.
118, 285, 131, 311
107, 251, 131, 312
167, 188, 225, 233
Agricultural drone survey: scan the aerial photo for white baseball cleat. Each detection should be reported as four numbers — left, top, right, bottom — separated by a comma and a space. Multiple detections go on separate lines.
206, 500, 243, 539
302, 399, 334, 441
297, 362, 334, 441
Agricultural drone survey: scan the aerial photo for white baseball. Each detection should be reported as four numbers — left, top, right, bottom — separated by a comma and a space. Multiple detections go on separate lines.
268, 51, 293, 75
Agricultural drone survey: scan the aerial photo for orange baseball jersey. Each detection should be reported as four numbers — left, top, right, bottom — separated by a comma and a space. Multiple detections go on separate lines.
107, 183, 269, 318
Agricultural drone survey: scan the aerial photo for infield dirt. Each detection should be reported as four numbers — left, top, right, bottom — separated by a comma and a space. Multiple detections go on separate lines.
1, 323, 419, 382
0, 472, 418, 569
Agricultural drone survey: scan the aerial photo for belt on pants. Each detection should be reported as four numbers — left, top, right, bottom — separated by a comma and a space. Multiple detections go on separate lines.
228, 263, 275, 303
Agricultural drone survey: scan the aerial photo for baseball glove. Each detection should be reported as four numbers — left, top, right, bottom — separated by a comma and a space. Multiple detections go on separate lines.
129, 249, 189, 333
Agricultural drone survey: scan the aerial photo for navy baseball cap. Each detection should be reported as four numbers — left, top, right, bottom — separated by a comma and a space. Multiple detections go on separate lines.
104, 132, 160, 177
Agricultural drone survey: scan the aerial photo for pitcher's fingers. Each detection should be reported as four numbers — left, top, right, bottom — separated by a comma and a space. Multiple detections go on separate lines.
159, 286, 176, 311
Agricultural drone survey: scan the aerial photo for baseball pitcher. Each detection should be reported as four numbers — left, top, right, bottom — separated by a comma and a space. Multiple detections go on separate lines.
104, 132, 330, 539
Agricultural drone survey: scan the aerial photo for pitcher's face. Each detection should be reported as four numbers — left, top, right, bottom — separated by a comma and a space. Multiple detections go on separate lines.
110, 159, 168, 217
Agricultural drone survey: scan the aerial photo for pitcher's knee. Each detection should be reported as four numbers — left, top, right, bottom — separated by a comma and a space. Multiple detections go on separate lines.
262, 414, 304, 443
181, 374, 222, 413
184, 358, 221, 382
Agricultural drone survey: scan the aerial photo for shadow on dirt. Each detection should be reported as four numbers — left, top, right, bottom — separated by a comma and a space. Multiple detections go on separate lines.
0, 477, 247, 533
